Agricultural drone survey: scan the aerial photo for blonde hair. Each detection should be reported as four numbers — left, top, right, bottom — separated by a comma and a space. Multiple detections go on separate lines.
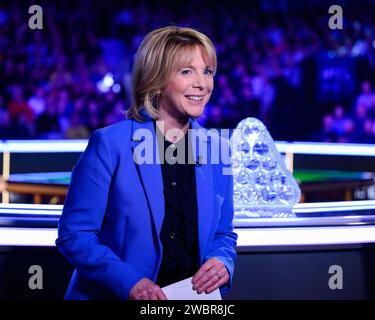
126, 26, 217, 121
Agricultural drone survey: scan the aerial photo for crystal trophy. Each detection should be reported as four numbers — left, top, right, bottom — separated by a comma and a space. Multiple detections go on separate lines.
231, 118, 301, 218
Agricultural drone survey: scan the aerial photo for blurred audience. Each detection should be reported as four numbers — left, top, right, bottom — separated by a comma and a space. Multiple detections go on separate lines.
317, 82, 375, 143
0, 0, 375, 143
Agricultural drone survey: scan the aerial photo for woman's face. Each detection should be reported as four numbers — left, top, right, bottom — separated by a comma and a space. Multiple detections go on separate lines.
158, 46, 214, 121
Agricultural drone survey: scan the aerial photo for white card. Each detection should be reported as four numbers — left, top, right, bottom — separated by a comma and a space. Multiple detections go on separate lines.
162, 277, 222, 300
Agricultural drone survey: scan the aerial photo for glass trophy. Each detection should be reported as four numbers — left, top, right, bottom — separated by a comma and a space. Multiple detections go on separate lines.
231, 118, 301, 218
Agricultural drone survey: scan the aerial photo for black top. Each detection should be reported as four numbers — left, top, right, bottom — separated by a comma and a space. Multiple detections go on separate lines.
153, 120, 200, 287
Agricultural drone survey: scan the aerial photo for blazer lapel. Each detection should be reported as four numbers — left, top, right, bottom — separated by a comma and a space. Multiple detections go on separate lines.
130, 117, 164, 251
191, 120, 214, 263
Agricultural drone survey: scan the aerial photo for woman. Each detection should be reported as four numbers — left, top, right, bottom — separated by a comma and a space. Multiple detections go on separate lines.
56, 26, 237, 300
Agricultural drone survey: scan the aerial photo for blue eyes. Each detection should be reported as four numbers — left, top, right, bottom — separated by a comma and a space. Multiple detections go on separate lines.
181, 69, 213, 76
181, 69, 192, 75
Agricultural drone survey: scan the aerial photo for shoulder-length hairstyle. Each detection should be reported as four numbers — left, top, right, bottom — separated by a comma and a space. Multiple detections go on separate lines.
126, 26, 217, 121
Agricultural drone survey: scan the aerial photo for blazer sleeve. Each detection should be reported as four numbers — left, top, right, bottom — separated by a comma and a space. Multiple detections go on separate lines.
204, 161, 238, 295
55, 130, 144, 300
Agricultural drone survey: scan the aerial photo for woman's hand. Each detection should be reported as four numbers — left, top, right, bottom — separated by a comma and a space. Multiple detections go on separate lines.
192, 257, 229, 294
129, 278, 167, 300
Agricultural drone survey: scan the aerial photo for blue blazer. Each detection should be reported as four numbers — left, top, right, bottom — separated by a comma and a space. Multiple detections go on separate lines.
56, 112, 237, 300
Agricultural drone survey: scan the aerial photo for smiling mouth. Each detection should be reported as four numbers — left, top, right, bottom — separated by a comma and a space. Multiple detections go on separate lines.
185, 95, 204, 101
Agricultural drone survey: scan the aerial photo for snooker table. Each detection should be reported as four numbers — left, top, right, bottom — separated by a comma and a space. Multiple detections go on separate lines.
1, 169, 374, 204
294, 169, 374, 202
1, 172, 71, 204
